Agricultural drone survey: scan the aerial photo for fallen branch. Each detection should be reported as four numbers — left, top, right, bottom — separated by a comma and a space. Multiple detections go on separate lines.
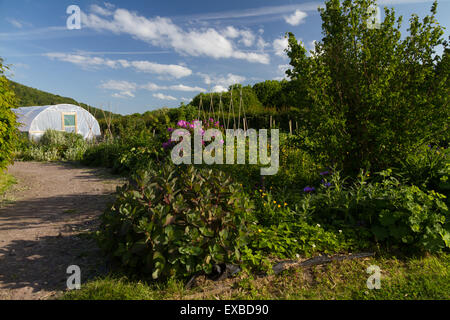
272, 252, 375, 275
184, 252, 376, 297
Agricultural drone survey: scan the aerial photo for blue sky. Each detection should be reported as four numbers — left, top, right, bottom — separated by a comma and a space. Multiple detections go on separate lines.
1, 0, 449, 115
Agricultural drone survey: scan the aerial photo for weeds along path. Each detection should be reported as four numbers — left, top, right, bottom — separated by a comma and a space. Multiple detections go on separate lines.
0, 161, 125, 300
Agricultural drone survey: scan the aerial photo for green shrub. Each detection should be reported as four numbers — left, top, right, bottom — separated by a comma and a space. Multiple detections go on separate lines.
97, 163, 254, 279
22, 146, 59, 162
243, 188, 361, 260
40, 129, 70, 147
397, 144, 449, 195
82, 141, 123, 169
302, 169, 449, 252
0, 58, 18, 170
82, 129, 164, 174
16, 129, 87, 161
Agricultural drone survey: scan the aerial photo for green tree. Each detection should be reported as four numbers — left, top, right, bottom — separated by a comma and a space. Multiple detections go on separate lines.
286, 0, 449, 174
253, 80, 283, 109
0, 58, 18, 170
190, 84, 264, 120
435, 46, 450, 145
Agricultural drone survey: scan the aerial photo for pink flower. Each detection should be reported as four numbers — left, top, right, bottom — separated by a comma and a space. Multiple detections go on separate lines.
177, 120, 188, 127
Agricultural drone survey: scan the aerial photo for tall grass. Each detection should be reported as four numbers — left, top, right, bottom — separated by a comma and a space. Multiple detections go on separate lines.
15, 129, 88, 162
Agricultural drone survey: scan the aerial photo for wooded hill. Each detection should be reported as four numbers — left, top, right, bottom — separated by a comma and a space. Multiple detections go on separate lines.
9, 80, 116, 120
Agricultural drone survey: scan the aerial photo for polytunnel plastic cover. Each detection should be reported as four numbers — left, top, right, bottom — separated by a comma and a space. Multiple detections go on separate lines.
12, 104, 101, 140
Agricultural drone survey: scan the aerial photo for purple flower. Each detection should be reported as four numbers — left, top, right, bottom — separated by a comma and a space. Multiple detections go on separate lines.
163, 139, 175, 149
323, 182, 332, 187
167, 128, 174, 132
303, 186, 315, 193
320, 171, 330, 176
177, 120, 188, 128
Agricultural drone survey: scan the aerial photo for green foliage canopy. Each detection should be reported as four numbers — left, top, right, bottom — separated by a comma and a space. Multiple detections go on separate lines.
0, 58, 18, 170
286, 0, 449, 174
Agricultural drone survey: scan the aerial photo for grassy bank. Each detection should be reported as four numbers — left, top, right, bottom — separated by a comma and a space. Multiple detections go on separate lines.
0, 172, 15, 195
63, 253, 450, 300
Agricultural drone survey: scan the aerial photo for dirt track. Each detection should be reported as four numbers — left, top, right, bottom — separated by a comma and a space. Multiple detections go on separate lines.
0, 162, 125, 300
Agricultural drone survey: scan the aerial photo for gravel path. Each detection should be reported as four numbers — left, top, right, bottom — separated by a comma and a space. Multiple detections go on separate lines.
0, 162, 125, 300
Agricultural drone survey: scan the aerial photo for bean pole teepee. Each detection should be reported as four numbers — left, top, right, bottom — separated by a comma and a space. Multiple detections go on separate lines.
197, 86, 247, 131
82, 104, 98, 142
101, 104, 114, 140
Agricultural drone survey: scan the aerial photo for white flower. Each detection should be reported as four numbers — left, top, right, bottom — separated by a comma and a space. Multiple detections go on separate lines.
316, 224, 321, 227
339, 230, 342, 233
311, 244, 316, 248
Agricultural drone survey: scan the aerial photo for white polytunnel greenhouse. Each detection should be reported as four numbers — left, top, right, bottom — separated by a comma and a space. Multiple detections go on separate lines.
12, 104, 101, 141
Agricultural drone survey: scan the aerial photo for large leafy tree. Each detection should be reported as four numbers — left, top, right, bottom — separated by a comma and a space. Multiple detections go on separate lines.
252, 80, 308, 110
286, 0, 449, 174
0, 58, 18, 170
253, 80, 283, 109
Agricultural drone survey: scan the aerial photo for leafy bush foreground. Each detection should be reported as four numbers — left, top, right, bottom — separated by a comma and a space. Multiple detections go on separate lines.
97, 163, 254, 279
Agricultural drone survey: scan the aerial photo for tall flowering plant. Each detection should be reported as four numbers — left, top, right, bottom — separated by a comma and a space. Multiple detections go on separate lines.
162, 118, 224, 151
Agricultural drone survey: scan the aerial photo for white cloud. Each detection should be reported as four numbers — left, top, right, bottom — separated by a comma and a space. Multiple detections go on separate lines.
100, 80, 137, 91
153, 93, 177, 101
169, 84, 206, 92
7, 18, 24, 28
112, 91, 135, 98
307, 40, 318, 55
256, 36, 269, 51
100, 80, 137, 98
45, 53, 118, 68
238, 30, 256, 47
139, 83, 206, 92
274, 64, 292, 80
90, 4, 114, 16
12, 62, 29, 69
81, 7, 270, 64
278, 64, 291, 73
223, 26, 240, 38
273, 37, 289, 57
284, 10, 307, 26
211, 85, 228, 93
185, 3, 320, 21
199, 73, 246, 92
140, 82, 166, 91
233, 51, 270, 64
44, 53, 192, 78
130, 61, 192, 78
221, 26, 261, 48
101, 80, 206, 98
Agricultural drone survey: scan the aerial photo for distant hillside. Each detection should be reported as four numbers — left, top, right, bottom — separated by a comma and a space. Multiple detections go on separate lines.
9, 80, 118, 120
